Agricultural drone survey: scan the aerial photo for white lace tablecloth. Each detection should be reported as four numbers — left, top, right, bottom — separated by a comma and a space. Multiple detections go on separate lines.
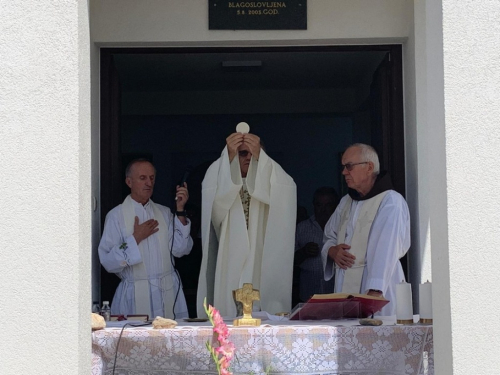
92, 322, 433, 375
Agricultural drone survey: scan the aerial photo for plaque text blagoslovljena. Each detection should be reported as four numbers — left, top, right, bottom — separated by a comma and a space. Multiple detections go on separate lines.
209, 0, 307, 30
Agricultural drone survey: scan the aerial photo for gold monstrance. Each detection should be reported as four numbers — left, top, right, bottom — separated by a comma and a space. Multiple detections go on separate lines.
233, 283, 261, 326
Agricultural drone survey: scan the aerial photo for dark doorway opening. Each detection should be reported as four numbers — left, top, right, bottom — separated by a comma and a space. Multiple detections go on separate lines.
99, 45, 405, 317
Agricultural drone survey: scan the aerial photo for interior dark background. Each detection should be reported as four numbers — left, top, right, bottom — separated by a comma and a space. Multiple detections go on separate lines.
99, 46, 405, 317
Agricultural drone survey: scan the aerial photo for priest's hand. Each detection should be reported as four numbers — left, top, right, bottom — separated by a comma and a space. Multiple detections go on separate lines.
133, 216, 159, 244
175, 183, 189, 226
175, 182, 189, 210
226, 133, 244, 162
328, 244, 355, 269
243, 133, 261, 161
367, 289, 384, 298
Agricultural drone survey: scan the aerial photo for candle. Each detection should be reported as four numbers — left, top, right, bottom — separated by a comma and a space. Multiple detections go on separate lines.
419, 280, 433, 323
396, 280, 413, 324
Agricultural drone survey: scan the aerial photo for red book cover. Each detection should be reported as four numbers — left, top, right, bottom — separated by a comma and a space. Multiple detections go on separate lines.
289, 293, 389, 320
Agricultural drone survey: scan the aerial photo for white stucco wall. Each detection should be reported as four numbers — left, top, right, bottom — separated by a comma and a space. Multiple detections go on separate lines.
0, 1, 91, 374
439, 1, 500, 374
90, 0, 412, 44
407, 0, 436, 303
412, 1, 453, 372
412, 1, 500, 374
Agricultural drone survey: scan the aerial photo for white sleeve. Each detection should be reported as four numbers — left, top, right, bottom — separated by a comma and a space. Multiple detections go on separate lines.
363, 192, 410, 293
246, 149, 295, 205
155, 205, 193, 258
98, 208, 142, 274
246, 150, 271, 204
170, 214, 194, 257
211, 150, 243, 229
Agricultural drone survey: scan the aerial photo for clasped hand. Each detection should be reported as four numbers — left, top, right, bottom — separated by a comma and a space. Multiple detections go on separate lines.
226, 132, 261, 162
328, 244, 356, 270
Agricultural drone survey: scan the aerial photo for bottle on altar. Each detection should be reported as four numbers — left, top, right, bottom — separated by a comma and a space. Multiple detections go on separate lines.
100, 301, 111, 322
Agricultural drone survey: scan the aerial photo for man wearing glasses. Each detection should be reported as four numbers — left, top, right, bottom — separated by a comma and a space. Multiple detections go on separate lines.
197, 131, 296, 317
321, 143, 410, 316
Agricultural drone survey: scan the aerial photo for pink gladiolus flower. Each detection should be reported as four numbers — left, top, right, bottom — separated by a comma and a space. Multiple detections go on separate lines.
212, 310, 224, 326
216, 343, 235, 360
217, 335, 231, 347
214, 324, 229, 337
218, 355, 232, 372
203, 298, 234, 375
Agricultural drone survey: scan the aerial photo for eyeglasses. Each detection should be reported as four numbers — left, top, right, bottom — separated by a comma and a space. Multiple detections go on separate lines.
341, 162, 368, 171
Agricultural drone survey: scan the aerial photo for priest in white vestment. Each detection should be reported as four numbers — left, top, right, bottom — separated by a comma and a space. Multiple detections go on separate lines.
197, 132, 296, 317
321, 144, 410, 316
99, 159, 193, 319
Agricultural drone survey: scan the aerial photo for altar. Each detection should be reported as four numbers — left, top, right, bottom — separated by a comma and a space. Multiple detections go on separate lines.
92, 319, 433, 375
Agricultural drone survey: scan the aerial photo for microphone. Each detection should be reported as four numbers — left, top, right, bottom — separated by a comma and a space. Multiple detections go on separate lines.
178, 165, 193, 186
175, 166, 193, 200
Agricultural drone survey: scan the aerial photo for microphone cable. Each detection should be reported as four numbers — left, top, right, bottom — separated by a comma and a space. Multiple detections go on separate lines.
111, 321, 152, 375
168, 167, 192, 319
169, 207, 182, 320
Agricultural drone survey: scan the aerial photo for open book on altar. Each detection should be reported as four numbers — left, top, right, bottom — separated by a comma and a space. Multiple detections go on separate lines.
289, 293, 389, 320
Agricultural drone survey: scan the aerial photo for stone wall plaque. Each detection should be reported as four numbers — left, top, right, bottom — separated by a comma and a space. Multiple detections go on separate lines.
209, 1, 307, 30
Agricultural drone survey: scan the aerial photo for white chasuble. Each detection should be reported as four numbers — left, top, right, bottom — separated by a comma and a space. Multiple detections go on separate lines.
197, 147, 296, 317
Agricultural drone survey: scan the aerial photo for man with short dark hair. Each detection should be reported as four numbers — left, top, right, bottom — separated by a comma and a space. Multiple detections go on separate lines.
321, 144, 410, 316
99, 159, 193, 319
294, 187, 339, 302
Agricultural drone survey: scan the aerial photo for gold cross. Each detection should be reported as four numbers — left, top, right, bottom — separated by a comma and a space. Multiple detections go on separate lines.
234, 283, 260, 319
